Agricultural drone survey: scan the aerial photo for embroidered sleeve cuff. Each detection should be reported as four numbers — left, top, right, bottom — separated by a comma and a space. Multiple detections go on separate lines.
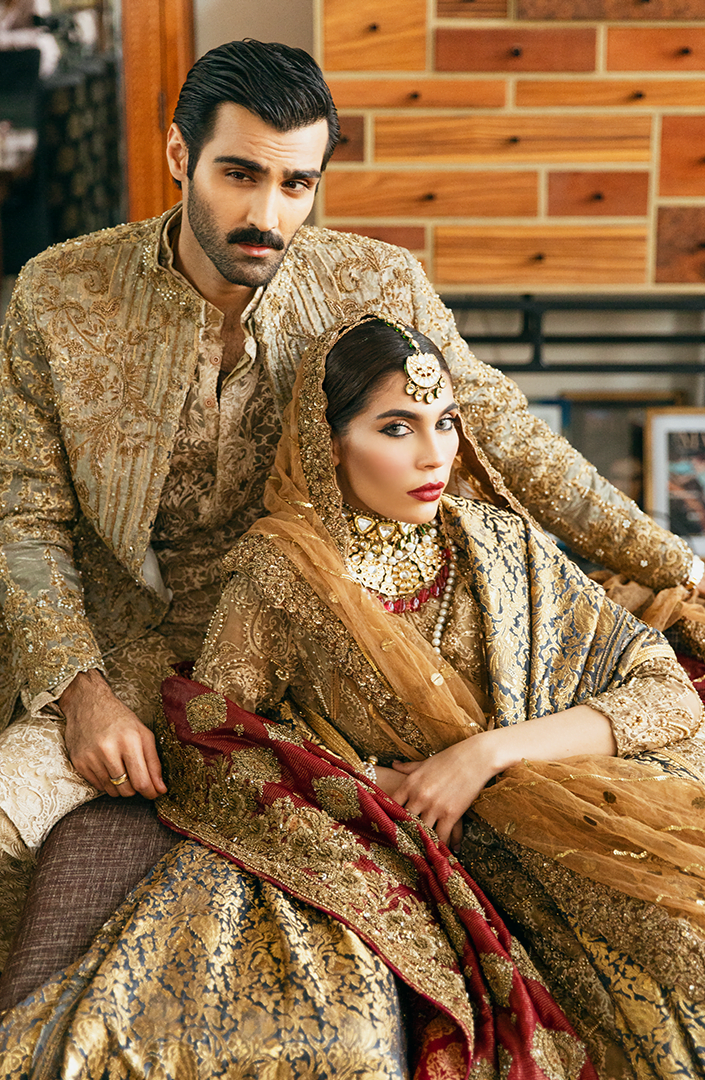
582, 656, 704, 757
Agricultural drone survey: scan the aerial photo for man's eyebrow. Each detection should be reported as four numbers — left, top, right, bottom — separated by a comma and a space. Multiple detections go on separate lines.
212, 156, 321, 181
213, 156, 266, 172
375, 402, 459, 420
283, 168, 322, 180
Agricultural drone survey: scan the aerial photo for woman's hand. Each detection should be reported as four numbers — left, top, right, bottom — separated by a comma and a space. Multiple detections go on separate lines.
373, 765, 408, 801
385, 704, 620, 848
390, 734, 499, 848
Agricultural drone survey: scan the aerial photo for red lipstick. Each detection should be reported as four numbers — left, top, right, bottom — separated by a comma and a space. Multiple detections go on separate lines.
407, 482, 445, 502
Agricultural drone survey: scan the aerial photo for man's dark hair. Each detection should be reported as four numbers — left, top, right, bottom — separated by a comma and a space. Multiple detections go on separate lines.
324, 319, 451, 436
172, 39, 340, 178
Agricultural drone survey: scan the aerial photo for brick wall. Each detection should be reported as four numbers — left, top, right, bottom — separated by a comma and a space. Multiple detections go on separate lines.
316, 0, 705, 292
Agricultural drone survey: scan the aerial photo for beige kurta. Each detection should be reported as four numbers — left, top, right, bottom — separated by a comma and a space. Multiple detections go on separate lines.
0, 299, 282, 842
0, 277, 281, 964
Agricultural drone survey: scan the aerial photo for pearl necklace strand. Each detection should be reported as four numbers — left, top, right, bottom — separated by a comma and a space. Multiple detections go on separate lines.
431, 542, 457, 654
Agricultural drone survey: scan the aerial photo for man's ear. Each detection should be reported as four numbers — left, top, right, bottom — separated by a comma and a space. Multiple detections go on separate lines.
166, 123, 189, 185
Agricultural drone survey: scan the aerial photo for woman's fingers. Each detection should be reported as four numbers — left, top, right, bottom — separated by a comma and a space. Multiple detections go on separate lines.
391, 759, 422, 774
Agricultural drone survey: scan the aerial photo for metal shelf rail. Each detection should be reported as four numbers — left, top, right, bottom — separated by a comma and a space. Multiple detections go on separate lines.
443, 294, 705, 375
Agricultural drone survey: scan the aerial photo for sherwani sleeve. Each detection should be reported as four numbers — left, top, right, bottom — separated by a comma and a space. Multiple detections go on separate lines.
402, 252, 694, 592
0, 268, 105, 712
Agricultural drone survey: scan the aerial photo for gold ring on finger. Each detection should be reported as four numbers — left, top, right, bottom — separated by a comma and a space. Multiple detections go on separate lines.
109, 772, 128, 786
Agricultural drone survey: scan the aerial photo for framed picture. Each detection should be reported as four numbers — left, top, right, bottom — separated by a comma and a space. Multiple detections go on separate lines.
563, 391, 685, 509
645, 408, 705, 556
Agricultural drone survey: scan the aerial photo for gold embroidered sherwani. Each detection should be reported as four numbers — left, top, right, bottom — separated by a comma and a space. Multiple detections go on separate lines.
0, 205, 696, 962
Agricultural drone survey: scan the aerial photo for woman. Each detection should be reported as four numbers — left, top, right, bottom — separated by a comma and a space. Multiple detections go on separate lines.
1, 314, 704, 1079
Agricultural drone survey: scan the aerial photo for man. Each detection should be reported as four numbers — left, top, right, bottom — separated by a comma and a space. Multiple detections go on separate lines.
0, 38, 701, 965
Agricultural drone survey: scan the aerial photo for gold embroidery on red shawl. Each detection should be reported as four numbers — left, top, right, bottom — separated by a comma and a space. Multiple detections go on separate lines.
530, 1026, 587, 1080
311, 776, 362, 822
185, 693, 228, 733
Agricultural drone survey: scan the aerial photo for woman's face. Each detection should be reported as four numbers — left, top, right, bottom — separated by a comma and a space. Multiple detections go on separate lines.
330, 370, 460, 524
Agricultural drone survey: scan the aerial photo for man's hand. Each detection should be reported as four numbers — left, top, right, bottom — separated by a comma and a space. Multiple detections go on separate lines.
59, 669, 167, 799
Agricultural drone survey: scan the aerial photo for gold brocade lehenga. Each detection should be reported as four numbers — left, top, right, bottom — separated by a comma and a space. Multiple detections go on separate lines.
2, 318, 705, 1080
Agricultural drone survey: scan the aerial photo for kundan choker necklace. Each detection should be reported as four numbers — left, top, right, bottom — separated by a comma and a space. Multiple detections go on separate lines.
343, 507, 457, 641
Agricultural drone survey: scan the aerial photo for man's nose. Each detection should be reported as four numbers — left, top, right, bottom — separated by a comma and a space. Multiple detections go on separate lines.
247, 184, 279, 234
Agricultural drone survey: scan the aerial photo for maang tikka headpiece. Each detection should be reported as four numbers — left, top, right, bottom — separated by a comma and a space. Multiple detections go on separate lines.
381, 317, 446, 404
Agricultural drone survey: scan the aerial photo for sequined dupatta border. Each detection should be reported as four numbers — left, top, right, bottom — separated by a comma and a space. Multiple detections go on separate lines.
155, 673, 595, 1080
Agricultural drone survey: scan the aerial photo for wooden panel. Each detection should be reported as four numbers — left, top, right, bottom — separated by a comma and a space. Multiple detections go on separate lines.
435, 225, 647, 284
331, 116, 365, 162
326, 78, 505, 109
333, 225, 426, 249
160, 0, 194, 211
517, 79, 705, 108
324, 0, 426, 71
656, 207, 705, 283
519, 0, 704, 17
608, 28, 705, 71
325, 169, 538, 217
122, 0, 194, 221
122, 0, 163, 221
660, 117, 705, 198
436, 28, 596, 73
375, 115, 651, 163
438, 0, 508, 15
548, 171, 649, 216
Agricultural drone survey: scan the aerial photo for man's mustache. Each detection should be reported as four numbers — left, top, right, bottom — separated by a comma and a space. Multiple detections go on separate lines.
226, 228, 285, 251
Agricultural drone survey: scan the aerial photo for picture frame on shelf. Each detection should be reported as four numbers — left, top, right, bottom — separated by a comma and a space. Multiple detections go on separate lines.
645, 408, 705, 557
563, 391, 685, 509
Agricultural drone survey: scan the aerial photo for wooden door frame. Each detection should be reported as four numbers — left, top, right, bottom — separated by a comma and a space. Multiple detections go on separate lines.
121, 0, 194, 221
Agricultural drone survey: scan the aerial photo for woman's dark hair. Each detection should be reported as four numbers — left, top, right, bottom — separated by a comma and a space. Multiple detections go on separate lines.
172, 39, 340, 180
323, 319, 451, 435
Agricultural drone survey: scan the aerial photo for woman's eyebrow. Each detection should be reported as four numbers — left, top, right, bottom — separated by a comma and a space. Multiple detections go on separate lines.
375, 402, 459, 420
